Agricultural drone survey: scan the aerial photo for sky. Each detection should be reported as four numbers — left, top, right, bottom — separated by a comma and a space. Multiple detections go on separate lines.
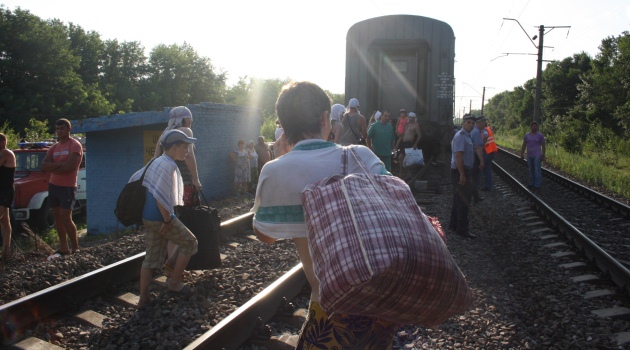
2, 0, 629, 117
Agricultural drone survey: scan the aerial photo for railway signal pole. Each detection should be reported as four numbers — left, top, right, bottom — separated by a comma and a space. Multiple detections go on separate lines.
502, 19, 570, 124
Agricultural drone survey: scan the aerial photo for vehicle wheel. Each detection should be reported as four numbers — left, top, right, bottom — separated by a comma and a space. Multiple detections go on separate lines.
36, 199, 55, 231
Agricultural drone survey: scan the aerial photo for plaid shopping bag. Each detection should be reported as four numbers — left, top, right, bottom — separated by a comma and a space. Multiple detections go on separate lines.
301, 147, 473, 326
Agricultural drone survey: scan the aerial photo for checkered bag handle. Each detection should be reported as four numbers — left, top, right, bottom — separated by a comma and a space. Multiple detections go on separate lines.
342, 146, 388, 199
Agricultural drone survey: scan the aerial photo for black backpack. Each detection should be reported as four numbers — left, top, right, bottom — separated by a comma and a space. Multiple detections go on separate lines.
114, 158, 157, 227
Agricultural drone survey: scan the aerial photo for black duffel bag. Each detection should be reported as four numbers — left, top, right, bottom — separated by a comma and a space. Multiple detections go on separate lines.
177, 191, 221, 269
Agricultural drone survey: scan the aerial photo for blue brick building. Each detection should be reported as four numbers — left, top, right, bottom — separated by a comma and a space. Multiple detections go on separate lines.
71, 103, 260, 235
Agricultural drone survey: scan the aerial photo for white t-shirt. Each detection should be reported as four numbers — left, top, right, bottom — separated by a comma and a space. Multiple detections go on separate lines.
252, 139, 388, 239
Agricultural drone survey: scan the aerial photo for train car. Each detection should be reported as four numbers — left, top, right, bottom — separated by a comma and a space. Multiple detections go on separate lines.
345, 15, 455, 157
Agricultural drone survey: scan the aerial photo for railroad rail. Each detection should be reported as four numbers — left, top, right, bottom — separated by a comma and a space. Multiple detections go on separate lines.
6, 154, 629, 349
494, 148, 630, 295
0, 212, 255, 344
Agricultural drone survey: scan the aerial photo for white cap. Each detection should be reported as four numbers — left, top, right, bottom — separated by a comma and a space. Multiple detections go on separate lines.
408, 112, 416, 118
160, 129, 197, 147
347, 98, 360, 109
374, 111, 382, 121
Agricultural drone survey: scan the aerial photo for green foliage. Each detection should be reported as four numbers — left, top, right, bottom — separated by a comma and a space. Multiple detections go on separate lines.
574, 32, 630, 134
224, 76, 292, 140
542, 52, 591, 119
24, 118, 53, 141
558, 118, 588, 154
586, 121, 615, 155
260, 117, 277, 142
327, 91, 345, 106
0, 7, 226, 129
143, 42, 226, 109
0, 121, 19, 149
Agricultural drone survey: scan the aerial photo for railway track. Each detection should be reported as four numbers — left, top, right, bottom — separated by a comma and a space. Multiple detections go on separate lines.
494, 148, 630, 294
1, 212, 290, 348
4, 153, 630, 349
217, 151, 630, 349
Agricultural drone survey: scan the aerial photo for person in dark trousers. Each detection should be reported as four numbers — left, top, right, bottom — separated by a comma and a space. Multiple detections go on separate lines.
449, 114, 479, 239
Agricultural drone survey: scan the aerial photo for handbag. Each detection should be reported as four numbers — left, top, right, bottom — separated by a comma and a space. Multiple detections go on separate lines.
403, 148, 424, 167
114, 158, 157, 227
177, 191, 222, 269
301, 147, 472, 326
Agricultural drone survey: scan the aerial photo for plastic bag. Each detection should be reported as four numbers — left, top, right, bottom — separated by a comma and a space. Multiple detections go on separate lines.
403, 148, 424, 167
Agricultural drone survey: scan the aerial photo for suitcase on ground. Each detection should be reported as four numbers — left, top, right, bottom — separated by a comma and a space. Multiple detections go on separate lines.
177, 204, 221, 269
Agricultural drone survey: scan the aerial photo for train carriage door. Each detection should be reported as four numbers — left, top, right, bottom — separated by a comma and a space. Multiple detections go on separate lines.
379, 51, 418, 119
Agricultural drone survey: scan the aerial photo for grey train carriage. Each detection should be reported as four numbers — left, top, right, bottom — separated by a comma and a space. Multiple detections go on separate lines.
345, 15, 456, 157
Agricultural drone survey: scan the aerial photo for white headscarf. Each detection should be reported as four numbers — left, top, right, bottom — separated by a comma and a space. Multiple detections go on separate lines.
331, 104, 345, 122
165, 106, 193, 132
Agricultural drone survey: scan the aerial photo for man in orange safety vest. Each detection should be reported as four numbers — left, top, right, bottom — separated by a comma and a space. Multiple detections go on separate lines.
477, 116, 497, 191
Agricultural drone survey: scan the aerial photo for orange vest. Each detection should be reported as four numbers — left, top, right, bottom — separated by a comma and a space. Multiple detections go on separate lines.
484, 127, 498, 154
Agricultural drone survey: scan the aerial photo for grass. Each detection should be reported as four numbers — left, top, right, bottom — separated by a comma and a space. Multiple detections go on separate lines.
496, 134, 630, 199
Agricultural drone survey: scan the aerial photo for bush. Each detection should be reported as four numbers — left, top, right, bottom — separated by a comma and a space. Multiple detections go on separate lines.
558, 119, 588, 154
0, 121, 19, 149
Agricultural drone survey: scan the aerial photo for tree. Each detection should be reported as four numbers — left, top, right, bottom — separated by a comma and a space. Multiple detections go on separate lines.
24, 118, 53, 141
0, 7, 114, 130
68, 23, 104, 86
542, 52, 591, 120
142, 42, 226, 109
574, 32, 630, 134
100, 39, 148, 113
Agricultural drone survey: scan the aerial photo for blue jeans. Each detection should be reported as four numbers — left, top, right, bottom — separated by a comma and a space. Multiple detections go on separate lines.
482, 152, 495, 189
527, 156, 542, 188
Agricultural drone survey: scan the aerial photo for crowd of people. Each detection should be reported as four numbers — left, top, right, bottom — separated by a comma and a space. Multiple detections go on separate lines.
0, 81, 549, 349
448, 113, 545, 240
229, 136, 272, 196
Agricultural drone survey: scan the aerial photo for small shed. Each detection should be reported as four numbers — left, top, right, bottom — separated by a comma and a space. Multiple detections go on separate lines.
71, 103, 260, 235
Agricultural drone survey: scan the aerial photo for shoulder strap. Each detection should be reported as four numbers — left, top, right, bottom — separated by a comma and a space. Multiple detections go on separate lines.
347, 115, 360, 139
342, 146, 369, 176
140, 157, 158, 181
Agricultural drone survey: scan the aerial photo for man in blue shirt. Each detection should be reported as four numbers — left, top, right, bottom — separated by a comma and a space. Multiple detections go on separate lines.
449, 114, 480, 239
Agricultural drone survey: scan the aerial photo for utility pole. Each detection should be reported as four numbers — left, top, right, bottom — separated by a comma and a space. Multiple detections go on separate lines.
533, 25, 544, 124
502, 19, 570, 124
469, 100, 472, 114
481, 87, 486, 116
